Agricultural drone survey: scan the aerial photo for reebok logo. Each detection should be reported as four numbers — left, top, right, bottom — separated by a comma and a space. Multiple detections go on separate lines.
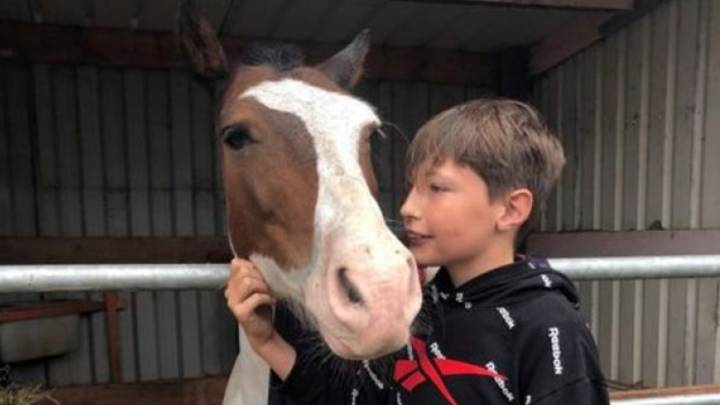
429, 342, 446, 359
541, 274, 552, 288
486, 361, 515, 402
548, 327, 563, 375
497, 307, 515, 330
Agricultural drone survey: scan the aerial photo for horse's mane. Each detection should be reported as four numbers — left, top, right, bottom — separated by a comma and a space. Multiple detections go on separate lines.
237, 42, 305, 72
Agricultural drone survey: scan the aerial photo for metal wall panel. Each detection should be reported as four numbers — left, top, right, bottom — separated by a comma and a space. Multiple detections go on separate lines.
0, 63, 238, 386
532, 0, 720, 388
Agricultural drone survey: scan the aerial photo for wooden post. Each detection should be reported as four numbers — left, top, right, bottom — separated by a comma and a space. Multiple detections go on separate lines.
104, 292, 123, 383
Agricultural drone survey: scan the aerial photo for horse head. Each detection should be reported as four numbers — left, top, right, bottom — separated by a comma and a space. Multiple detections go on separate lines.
178, 2, 421, 360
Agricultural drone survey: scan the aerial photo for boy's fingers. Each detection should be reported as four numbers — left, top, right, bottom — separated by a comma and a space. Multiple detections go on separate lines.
225, 271, 267, 297
230, 258, 262, 276
229, 293, 276, 322
226, 276, 272, 306
228, 260, 265, 284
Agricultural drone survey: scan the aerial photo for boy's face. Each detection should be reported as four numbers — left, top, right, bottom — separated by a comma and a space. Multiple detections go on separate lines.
400, 159, 506, 268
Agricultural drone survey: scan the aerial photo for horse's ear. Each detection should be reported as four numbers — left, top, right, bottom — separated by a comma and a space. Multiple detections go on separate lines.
317, 30, 371, 90
177, 0, 228, 79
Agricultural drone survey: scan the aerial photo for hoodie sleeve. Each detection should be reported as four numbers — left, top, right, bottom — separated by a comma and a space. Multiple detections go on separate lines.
275, 348, 328, 404
269, 304, 329, 405
514, 303, 609, 405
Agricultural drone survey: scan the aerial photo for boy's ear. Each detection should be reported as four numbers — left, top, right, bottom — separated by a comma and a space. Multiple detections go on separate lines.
497, 189, 533, 233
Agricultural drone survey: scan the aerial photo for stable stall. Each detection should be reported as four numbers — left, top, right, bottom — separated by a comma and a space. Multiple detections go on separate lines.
1, 0, 719, 403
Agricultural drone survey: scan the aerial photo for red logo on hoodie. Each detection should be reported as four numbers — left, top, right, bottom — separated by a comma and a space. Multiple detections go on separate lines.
393, 337, 505, 405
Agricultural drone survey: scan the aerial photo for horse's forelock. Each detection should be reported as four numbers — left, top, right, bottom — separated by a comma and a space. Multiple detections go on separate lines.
237, 43, 305, 73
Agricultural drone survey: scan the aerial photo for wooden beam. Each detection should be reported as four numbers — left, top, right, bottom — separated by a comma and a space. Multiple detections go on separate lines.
0, 237, 233, 264
611, 384, 720, 399
526, 230, 720, 257
0, 299, 127, 323
104, 292, 124, 383
530, 0, 667, 75
0, 22, 499, 86
35, 376, 228, 405
529, 11, 615, 75
404, 0, 634, 11
30, 374, 720, 404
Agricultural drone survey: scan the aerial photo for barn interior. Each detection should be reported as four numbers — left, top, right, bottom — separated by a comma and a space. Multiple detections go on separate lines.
1, 0, 720, 403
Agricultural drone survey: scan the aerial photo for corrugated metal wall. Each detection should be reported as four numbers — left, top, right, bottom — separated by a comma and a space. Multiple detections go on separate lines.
0, 62, 239, 386
0, 60, 494, 386
532, 0, 720, 388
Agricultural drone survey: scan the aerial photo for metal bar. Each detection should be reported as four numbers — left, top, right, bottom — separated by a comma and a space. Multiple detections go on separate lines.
611, 393, 720, 404
551, 255, 720, 280
0, 264, 228, 293
1, 256, 720, 293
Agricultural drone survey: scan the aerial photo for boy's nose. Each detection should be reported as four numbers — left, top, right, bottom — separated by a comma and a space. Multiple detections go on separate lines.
399, 188, 419, 220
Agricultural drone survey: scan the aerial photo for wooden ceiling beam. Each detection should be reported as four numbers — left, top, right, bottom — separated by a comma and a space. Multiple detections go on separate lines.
0, 22, 499, 86
529, 11, 614, 75
0, 237, 233, 264
399, 0, 634, 11
529, 0, 666, 75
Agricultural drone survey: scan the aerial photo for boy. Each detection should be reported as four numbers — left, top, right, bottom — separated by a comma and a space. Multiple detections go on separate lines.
226, 99, 609, 404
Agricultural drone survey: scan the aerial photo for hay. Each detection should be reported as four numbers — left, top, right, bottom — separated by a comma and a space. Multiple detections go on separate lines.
0, 384, 57, 405
0, 365, 58, 405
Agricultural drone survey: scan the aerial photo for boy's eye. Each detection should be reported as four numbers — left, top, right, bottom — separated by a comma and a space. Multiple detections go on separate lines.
429, 184, 446, 192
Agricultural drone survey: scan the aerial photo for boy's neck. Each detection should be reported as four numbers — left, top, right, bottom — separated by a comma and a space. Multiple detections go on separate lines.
445, 243, 515, 288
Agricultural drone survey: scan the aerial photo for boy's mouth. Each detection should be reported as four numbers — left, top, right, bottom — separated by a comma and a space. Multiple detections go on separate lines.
405, 230, 433, 245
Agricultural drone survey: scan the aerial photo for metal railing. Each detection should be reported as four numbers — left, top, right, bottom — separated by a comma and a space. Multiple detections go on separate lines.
0, 263, 227, 292
1, 255, 720, 293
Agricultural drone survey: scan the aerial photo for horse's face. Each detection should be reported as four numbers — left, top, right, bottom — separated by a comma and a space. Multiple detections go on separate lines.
220, 66, 421, 359
179, 8, 421, 360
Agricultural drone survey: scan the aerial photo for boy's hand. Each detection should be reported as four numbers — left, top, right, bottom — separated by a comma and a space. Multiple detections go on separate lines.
225, 258, 277, 352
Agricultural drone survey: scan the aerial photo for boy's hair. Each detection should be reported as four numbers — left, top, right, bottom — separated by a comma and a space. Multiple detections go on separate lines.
406, 98, 565, 235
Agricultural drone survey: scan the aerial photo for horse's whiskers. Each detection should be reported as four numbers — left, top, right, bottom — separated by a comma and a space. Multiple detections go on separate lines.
380, 121, 410, 144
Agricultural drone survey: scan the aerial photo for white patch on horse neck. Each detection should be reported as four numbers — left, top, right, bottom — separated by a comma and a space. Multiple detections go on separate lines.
240, 78, 387, 299
248, 253, 305, 301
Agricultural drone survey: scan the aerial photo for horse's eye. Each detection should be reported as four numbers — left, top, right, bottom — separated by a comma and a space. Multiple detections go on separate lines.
223, 127, 254, 150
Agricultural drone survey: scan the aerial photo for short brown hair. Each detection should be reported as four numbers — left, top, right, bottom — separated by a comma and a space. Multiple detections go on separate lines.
407, 98, 565, 229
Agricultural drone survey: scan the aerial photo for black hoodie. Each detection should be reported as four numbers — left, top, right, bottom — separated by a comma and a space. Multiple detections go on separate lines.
274, 256, 609, 405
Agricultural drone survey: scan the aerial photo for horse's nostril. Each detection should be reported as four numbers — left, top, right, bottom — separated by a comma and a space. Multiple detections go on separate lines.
337, 266, 364, 305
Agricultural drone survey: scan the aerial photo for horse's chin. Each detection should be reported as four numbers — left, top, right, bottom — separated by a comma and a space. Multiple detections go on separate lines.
321, 332, 361, 360
319, 326, 408, 361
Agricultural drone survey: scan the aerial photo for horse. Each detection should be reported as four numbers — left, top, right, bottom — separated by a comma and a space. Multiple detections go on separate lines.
177, 2, 423, 403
